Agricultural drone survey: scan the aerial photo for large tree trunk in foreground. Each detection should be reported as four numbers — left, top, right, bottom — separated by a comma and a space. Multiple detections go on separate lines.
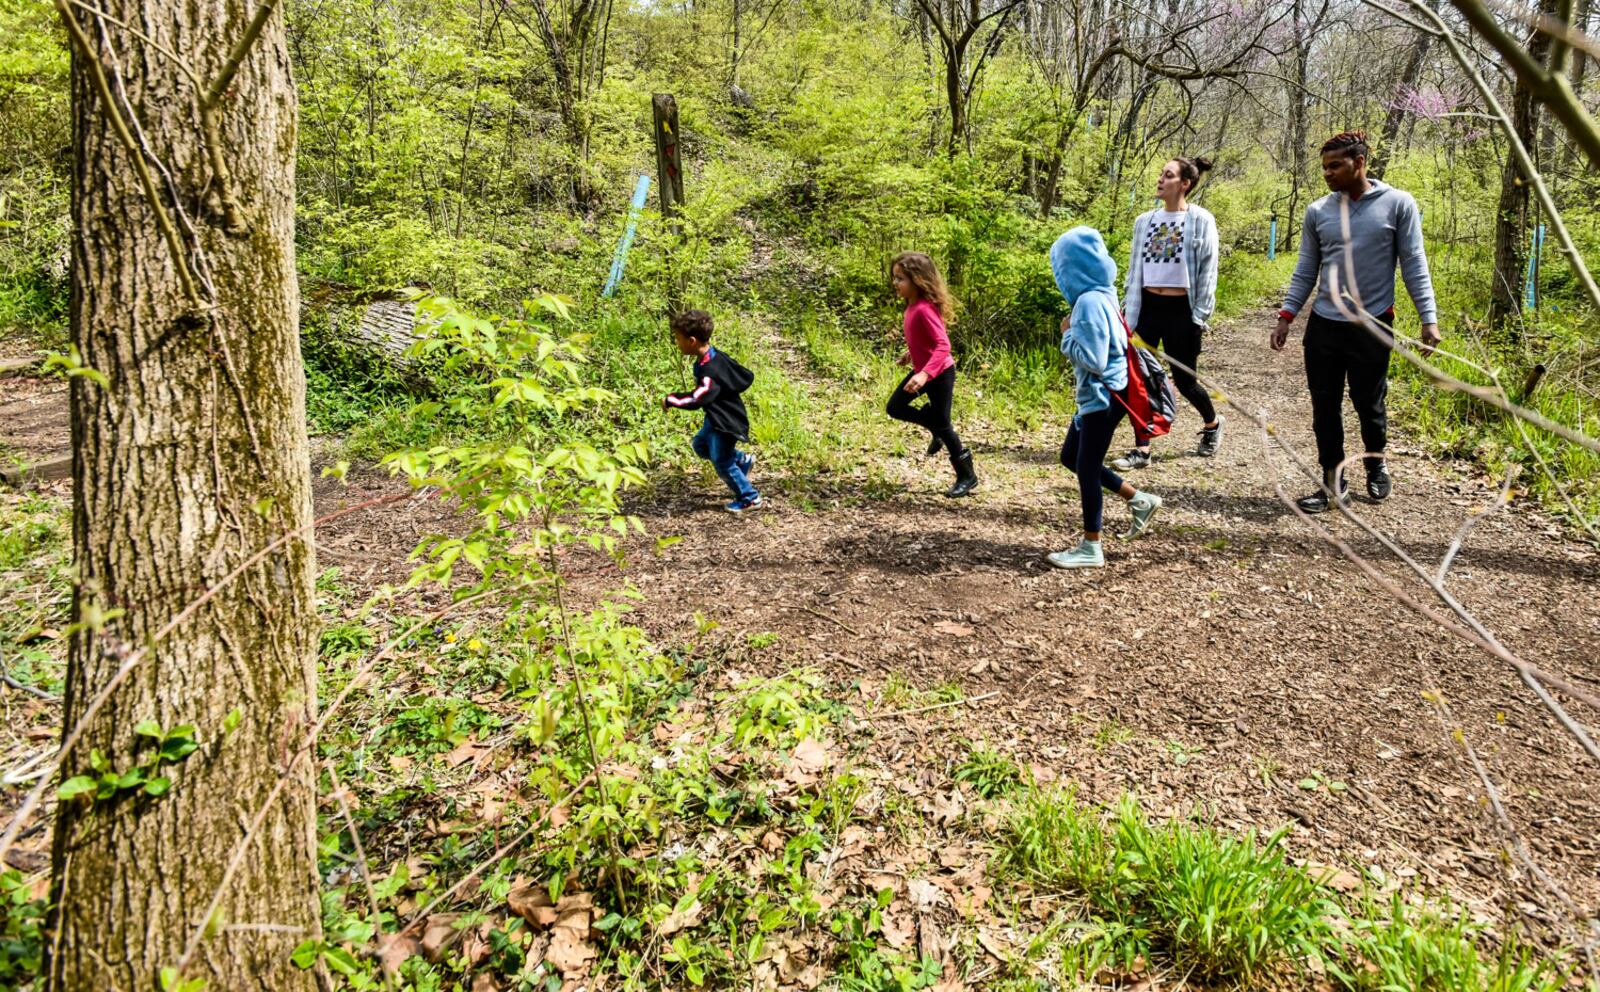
45, 0, 319, 988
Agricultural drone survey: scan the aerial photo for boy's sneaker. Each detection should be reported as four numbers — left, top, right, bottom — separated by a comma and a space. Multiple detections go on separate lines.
1112, 449, 1151, 471
1366, 461, 1392, 501
1046, 540, 1104, 569
737, 452, 756, 476
926, 436, 944, 457
1123, 491, 1163, 538
725, 495, 764, 514
1196, 417, 1224, 457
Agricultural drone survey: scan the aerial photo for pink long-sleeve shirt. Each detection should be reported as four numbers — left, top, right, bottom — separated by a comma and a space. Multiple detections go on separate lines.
904, 298, 954, 378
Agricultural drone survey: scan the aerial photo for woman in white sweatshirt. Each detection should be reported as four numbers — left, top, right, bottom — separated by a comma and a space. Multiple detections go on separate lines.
1113, 155, 1223, 471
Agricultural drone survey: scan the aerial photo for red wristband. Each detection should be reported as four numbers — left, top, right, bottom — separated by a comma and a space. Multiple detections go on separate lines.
1277, 309, 1296, 322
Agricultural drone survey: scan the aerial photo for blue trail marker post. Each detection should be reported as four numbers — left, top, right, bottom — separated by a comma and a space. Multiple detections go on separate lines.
602, 175, 652, 299
1524, 222, 1546, 313
1268, 213, 1277, 261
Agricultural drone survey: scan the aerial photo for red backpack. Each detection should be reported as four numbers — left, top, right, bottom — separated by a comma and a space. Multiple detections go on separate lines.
1110, 312, 1178, 438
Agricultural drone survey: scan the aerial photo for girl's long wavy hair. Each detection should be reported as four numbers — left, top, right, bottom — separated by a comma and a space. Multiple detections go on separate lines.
891, 251, 957, 325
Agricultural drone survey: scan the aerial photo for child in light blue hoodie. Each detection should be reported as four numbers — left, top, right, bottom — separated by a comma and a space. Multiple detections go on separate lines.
1047, 227, 1164, 569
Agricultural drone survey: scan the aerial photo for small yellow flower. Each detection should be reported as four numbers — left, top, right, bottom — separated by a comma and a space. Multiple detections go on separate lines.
445, 632, 457, 643
468, 638, 485, 653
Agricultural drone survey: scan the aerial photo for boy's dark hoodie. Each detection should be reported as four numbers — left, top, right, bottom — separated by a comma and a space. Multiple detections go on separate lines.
664, 347, 755, 440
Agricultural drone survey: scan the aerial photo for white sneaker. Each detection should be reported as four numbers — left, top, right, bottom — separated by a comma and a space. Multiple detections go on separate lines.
1046, 540, 1104, 569
1123, 492, 1162, 538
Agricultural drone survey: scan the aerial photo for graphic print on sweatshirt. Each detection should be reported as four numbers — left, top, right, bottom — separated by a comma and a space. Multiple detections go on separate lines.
1141, 210, 1189, 289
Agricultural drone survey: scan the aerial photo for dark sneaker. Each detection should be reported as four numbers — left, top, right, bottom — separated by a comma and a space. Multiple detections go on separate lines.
1295, 470, 1348, 514
737, 452, 755, 476
1196, 417, 1224, 457
1366, 461, 1392, 501
926, 436, 944, 457
1112, 448, 1151, 471
725, 495, 764, 513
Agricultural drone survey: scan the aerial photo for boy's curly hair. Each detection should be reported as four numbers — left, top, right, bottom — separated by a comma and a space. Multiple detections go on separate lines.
1320, 130, 1370, 161
670, 309, 715, 343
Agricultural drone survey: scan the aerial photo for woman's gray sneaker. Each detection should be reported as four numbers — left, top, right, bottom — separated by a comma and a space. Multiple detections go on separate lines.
1196, 416, 1224, 457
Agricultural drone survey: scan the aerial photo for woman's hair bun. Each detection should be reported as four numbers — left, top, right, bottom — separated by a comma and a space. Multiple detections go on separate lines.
1193, 156, 1214, 173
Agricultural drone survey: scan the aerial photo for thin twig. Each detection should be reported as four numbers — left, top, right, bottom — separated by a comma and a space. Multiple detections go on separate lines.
324, 763, 399, 992
53, 0, 204, 310
1437, 467, 1516, 583
546, 540, 628, 912
874, 691, 1000, 720
1257, 427, 1600, 980
796, 604, 861, 636
1, 673, 57, 702
60, 0, 201, 89
393, 768, 598, 938
203, 0, 278, 108
1398, 0, 1600, 314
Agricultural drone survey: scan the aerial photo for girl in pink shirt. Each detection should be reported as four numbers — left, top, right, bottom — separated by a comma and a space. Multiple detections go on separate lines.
887, 252, 978, 497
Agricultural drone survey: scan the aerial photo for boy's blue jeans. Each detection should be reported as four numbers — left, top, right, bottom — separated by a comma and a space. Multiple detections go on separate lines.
692, 419, 758, 502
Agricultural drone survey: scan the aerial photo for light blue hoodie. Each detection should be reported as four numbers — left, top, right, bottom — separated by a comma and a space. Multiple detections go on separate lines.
1051, 227, 1127, 421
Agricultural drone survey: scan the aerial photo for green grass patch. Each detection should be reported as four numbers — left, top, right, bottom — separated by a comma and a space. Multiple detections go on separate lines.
995, 786, 1572, 990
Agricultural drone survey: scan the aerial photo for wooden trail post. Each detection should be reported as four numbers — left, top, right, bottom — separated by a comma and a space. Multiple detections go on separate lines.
652, 93, 685, 222
652, 93, 687, 313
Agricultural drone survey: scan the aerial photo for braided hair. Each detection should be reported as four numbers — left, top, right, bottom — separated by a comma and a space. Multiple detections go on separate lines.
1320, 130, 1370, 161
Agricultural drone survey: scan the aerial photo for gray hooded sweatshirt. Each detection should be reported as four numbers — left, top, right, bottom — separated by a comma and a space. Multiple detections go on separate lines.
1281, 180, 1438, 326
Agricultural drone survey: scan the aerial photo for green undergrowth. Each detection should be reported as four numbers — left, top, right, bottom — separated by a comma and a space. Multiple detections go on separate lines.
307, 288, 1080, 505
292, 603, 1583, 992
0, 490, 70, 698
993, 786, 1575, 991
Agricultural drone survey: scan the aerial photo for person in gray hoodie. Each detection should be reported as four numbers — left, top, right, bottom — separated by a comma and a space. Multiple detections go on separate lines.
1047, 227, 1164, 569
1271, 130, 1440, 512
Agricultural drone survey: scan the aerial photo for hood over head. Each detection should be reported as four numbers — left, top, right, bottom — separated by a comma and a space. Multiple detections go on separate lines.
1049, 226, 1118, 306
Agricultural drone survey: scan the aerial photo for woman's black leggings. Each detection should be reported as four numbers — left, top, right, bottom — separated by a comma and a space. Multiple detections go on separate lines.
1060, 404, 1128, 533
886, 366, 962, 455
1135, 290, 1216, 440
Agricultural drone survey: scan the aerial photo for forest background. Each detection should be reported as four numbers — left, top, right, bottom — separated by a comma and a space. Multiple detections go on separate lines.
5, 0, 1600, 989
5, 0, 1600, 515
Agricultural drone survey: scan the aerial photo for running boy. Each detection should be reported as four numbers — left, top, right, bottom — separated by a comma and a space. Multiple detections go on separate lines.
1271, 130, 1440, 512
663, 310, 762, 513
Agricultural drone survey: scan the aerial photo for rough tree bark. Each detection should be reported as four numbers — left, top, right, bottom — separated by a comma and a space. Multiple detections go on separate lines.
527, 0, 602, 208
912, 0, 1024, 156
1489, 0, 1561, 329
44, 0, 319, 988
1286, 0, 1315, 243
1369, 3, 1436, 179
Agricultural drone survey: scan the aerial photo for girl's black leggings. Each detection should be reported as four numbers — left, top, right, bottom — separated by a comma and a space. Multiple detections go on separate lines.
886, 366, 962, 455
1135, 290, 1216, 440
1060, 404, 1127, 533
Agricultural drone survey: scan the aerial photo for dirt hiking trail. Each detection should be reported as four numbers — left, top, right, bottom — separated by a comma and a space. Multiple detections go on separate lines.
555, 304, 1600, 921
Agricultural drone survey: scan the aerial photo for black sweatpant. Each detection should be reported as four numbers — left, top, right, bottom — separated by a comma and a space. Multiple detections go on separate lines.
886, 366, 962, 455
1059, 404, 1128, 533
1304, 311, 1393, 472
1134, 290, 1216, 443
